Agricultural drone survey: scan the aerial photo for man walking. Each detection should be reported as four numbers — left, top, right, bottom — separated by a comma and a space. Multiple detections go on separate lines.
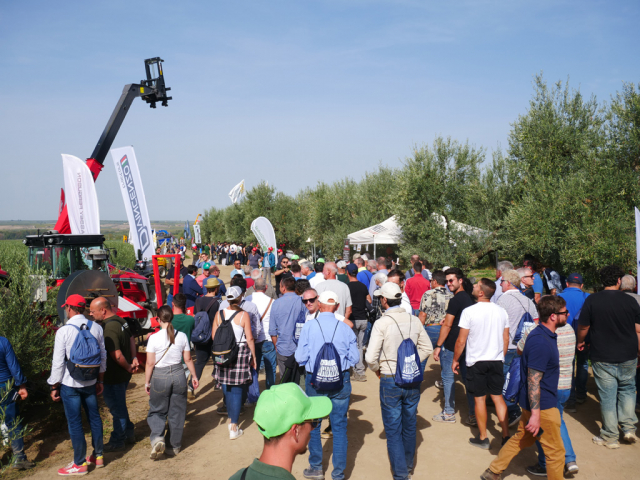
183, 264, 202, 309
404, 261, 430, 315
354, 257, 372, 287
496, 269, 539, 426
346, 263, 371, 381
0, 335, 34, 470
366, 283, 432, 480
89, 297, 137, 452
452, 279, 510, 449
263, 247, 276, 286
481, 295, 567, 480
48, 294, 107, 475
295, 291, 358, 480
369, 257, 390, 297
577, 265, 640, 449
193, 278, 221, 384
171, 294, 196, 394
249, 278, 278, 389
432, 268, 475, 424
270, 277, 307, 378
314, 262, 352, 321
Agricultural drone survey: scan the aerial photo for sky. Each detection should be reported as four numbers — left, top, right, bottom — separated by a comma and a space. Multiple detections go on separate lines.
1, 0, 639, 221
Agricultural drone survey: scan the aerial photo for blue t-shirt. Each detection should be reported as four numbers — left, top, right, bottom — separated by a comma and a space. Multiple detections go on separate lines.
519, 324, 559, 411
306, 272, 316, 281
532, 273, 544, 295
357, 269, 372, 288
558, 287, 590, 330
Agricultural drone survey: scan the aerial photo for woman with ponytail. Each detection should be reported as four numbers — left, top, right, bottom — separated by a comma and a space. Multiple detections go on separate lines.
145, 305, 199, 460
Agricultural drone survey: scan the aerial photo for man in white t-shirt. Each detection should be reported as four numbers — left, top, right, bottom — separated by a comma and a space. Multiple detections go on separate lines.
247, 278, 277, 389
452, 278, 510, 450
313, 262, 352, 320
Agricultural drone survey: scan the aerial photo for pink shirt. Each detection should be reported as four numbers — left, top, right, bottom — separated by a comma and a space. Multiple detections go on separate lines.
405, 275, 431, 309
195, 273, 208, 288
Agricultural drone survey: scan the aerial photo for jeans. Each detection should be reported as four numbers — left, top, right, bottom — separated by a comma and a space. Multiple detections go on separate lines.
637, 367, 640, 408
147, 364, 188, 449
102, 382, 134, 446
592, 359, 638, 442
306, 372, 351, 480
363, 321, 373, 347
0, 384, 26, 460
503, 350, 521, 418
193, 341, 212, 381
261, 341, 277, 389
380, 376, 420, 480
536, 389, 576, 466
439, 346, 474, 417
60, 384, 103, 466
421, 325, 440, 374
222, 384, 248, 424
568, 346, 589, 404
352, 320, 368, 375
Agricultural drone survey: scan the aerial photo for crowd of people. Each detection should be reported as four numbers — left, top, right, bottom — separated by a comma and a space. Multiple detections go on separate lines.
0, 250, 638, 480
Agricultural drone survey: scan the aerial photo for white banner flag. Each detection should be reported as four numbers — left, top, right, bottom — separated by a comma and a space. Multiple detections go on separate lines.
62, 154, 100, 234
193, 224, 202, 244
229, 179, 245, 204
251, 217, 277, 264
635, 207, 640, 293
111, 146, 154, 261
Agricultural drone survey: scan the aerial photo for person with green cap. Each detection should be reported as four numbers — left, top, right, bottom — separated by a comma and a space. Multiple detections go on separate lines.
229, 383, 332, 480
196, 262, 211, 288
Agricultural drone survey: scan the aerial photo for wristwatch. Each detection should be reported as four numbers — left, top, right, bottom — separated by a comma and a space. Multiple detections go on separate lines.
435, 345, 442, 349
49, 384, 59, 391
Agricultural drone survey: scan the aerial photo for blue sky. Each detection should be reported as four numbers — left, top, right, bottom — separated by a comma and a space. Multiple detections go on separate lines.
1, 0, 638, 221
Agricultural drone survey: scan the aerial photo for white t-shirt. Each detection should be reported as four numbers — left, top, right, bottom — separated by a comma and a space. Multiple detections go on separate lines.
306, 311, 345, 323
250, 292, 274, 340
458, 301, 509, 367
147, 329, 190, 368
314, 279, 353, 316
309, 273, 325, 288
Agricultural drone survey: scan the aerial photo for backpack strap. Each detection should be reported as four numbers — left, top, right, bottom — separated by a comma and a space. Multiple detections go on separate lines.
260, 298, 274, 321
240, 467, 249, 480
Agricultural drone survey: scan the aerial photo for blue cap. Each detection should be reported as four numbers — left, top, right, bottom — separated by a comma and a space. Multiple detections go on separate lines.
567, 273, 583, 284
346, 263, 358, 275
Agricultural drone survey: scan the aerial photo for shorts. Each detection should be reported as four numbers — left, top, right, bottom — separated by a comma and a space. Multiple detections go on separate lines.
466, 361, 504, 397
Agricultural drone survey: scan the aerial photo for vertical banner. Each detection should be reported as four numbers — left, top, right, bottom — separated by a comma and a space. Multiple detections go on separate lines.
193, 224, 202, 244
111, 146, 154, 261
343, 238, 350, 263
635, 207, 640, 293
251, 217, 277, 265
62, 154, 100, 234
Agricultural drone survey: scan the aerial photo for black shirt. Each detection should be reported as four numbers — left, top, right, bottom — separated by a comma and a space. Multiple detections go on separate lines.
166, 266, 189, 294
348, 281, 369, 320
443, 291, 474, 351
579, 289, 640, 363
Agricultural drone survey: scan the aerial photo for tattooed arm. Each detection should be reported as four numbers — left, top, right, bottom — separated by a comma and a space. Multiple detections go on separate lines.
525, 368, 543, 436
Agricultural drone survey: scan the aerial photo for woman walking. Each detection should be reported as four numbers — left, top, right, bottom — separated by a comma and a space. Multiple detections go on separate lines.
145, 306, 199, 459
212, 286, 256, 440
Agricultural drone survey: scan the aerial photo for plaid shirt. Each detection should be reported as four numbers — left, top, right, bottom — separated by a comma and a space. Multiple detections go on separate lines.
214, 343, 252, 386
419, 287, 453, 325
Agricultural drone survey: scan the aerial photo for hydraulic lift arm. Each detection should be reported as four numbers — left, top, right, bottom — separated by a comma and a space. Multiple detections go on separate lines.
54, 57, 172, 233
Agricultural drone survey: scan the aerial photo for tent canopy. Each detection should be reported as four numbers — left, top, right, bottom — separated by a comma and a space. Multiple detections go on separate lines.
347, 216, 403, 245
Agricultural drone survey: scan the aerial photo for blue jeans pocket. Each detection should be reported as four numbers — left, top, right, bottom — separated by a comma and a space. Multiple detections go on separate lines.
382, 386, 401, 407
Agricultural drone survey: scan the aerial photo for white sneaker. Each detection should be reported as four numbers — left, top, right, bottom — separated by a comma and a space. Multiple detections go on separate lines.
229, 426, 244, 440
150, 441, 165, 460
623, 432, 638, 444
435, 380, 444, 389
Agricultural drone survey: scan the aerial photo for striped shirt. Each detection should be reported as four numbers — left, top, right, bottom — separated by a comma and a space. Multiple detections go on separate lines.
518, 323, 575, 390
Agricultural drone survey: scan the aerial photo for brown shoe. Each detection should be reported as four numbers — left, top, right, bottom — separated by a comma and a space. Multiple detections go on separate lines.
480, 468, 501, 480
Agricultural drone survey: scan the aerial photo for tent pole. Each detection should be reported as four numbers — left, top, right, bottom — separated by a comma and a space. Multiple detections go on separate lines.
373, 237, 376, 258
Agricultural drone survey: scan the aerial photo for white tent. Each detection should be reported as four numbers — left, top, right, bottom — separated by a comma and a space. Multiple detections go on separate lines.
347, 216, 403, 257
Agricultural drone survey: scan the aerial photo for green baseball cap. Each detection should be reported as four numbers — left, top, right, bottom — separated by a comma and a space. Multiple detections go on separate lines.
254, 383, 332, 439
291, 254, 300, 260
202, 262, 211, 270
317, 258, 325, 263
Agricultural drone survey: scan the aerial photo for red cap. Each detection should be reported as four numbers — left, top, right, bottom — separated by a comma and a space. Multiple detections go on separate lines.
252, 248, 257, 252
268, 247, 273, 251
62, 294, 87, 308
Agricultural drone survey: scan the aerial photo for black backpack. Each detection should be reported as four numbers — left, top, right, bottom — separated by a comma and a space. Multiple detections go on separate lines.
212, 310, 243, 368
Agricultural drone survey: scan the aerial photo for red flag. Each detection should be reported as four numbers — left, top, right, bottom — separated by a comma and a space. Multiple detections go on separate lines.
59, 188, 66, 215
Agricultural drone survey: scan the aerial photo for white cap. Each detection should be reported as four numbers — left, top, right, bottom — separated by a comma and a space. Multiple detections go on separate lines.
336, 260, 347, 268
374, 283, 402, 299
318, 291, 339, 305
361, 254, 369, 261
226, 286, 243, 301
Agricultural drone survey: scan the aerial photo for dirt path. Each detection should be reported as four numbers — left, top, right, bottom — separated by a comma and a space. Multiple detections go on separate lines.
15, 261, 640, 479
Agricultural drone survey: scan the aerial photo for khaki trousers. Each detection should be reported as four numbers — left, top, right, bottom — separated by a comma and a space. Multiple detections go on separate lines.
489, 408, 565, 480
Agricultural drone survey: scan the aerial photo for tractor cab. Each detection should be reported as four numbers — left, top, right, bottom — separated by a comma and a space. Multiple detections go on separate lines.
24, 232, 108, 281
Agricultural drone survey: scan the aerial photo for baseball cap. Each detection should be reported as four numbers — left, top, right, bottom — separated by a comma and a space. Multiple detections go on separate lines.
346, 264, 358, 276
254, 383, 332, 439
318, 291, 339, 305
292, 254, 300, 260
205, 277, 220, 288
268, 247, 273, 251
336, 260, 346, 268
226, 286, 243, 301
62, 294, 87, 308
352, 253, 361, 260
277, 249, 283, 254
202, 262, 211, 270
361, 254, 369, 261
374, 283, 402, 299
567, 273, 583, 284
317, 258, 325, 263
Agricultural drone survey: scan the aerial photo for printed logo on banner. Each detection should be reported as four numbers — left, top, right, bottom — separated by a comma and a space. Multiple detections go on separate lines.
117, 155, 151, 255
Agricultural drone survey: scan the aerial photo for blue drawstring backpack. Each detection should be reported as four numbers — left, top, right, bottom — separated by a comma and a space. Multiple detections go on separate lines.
66, 321, 102, 382
294, 308, 307, 343
310, 320, 343, 391
391, 315, 423, 387
503, 307, 536, 402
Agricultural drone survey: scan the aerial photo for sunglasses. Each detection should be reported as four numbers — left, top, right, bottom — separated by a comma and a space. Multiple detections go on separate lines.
446, 279, 456, 284
304, 419, 321, 429
522, 275, 534, 279
302, 297, 318, 304
556, 310, 570, 316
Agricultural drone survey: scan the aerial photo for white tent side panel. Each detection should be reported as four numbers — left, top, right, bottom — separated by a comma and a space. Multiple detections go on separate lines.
347, 216, 403, 245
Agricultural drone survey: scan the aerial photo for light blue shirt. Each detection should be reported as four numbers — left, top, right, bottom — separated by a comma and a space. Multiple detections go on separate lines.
230, 268, 246, 279
269, 292, 307, 357
295, 312, 359, 373
369, 268, 388, 297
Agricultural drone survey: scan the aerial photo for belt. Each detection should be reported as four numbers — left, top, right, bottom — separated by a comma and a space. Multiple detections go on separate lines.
380, 374, 394, 378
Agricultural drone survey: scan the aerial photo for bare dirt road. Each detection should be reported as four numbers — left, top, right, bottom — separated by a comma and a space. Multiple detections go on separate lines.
14, 262, 640, 479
